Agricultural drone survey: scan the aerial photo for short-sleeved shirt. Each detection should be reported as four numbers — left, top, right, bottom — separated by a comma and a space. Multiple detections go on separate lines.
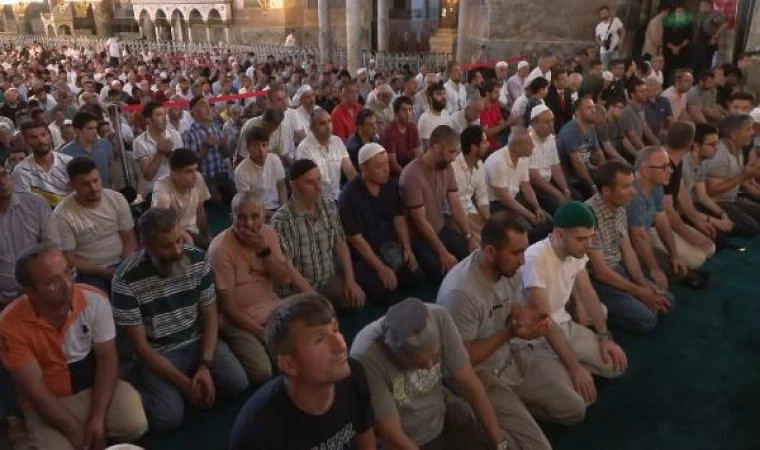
0, 285, 115, 398
557, 120, 600, 183
626, 180, 665, 229
596, 118, 625, 152
228, 358, 374, 450
234, 154, 286, 211
528, 129, 560, 182
208, 227, 282, 325
152, 173, 211, 234
338, 177, 403, 254
586, 193, 628, 271
331, 103, 364, 141
484, 146, 530, 202
620, 101, 646, 141
54, 189, 133, 267
705, 140, 744, 202
399, 158, 458, 234
436, 251, 521, 373
380, 122, 420, 168
295, 134, 350, 202
523, 237, 588, 325
12, 152, 72, 207
480, 102, 503, 150
662, 86, 688, 121
60, 139, 113, 188
111, 246, 215, 353
686, 85, 718, 108
417, 110, 452, 141
271, 195, 345, 290
349, 304, 470, 446
644, 96, 673, 136
0, 192, 61, 300
132, 128, 184, 195
345, 133, 380, 169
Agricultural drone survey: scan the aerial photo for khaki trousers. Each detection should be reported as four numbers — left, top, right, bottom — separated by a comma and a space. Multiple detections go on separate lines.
14, 380, 147, 450
219, 316, 273, 385
649, 226, 715, 270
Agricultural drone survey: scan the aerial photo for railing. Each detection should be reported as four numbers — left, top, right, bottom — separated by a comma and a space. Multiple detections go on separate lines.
0, 34, 453, 71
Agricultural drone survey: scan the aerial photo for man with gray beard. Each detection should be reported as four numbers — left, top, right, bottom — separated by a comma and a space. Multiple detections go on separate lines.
112, 208, 249, 430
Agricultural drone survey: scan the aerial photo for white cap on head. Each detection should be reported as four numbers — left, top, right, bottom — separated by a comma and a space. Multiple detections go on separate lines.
358, 142, 386, 165
495, 61, 508, 69
517, 61, 530, 70
357, 68, 367, 77
751, 107, 760, 124
530, 103, 552, 121
602, 71, 614, 82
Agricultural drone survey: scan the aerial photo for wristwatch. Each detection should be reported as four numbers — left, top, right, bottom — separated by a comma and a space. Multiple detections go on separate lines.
597, 331, 613, 342
256, 247, 272, 258
199, 358, 213, 369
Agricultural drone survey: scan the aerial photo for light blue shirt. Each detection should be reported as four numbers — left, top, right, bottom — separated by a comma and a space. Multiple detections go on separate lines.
61, 138, 114, 188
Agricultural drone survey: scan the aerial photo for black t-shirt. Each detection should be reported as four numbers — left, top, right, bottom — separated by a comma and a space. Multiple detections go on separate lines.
338, 177, 404, 255
664, 158, 683, 199
228, 358, 374, 450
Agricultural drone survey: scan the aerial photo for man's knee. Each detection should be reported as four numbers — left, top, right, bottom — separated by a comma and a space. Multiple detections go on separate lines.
147, 400, 185, 431
547, 393, 587, 426
213, 342, 251, 397
109, 382, 149, 441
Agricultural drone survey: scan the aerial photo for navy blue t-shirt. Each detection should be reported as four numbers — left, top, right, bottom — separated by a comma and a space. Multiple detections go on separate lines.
228, 358, 374, 450
557, 120, 600, 183
338, 177, 404, 256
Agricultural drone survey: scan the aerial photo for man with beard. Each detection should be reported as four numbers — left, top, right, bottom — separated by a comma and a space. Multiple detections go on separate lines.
381, 96, 422, 176
436, 214, 553, 449
400, 125, 476, 283
112, 207, 249, 430
522, 202, 628, 420
0, 87, 27, 125
13, 120, 73, 207
417, 82, 452, 151
0, 245, 147, 450
0, 161, 60, 305
54, 158, 137, 295
229, 293, 376, 450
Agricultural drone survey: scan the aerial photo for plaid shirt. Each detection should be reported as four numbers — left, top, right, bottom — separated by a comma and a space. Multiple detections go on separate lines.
183, 118, 227, 180
271, 195, 345, 291
586, 193, 628, 271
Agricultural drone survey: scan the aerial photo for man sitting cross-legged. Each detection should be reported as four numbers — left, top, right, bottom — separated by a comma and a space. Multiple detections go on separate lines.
152, 148, 212, 249
0, 244, 147, 450
338, 143, 423, 302
229, 293, 377, 450
350, 297, 510, 450
112, 208, 249, 430
522, 202, 628, 419
55, 157, 137, 295
271, 159, 366, 309
209, 191, 313, 385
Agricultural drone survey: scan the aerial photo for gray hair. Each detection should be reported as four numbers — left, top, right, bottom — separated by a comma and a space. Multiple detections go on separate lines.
634, 146, 667, 171
231, 191, 265, 218
15, 243, 60, 288
138, 208, 179, 242
376, 83, 393, 96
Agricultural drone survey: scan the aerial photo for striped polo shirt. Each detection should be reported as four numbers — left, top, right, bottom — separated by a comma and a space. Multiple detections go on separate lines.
111, 246, 215, 353
0, 284, 116, 398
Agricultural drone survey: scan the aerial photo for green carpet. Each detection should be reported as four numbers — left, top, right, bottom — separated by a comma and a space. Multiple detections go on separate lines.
4, 205, 760, 449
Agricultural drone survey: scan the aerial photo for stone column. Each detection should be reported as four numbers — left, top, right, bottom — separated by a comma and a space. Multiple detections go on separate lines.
317, 0, 332, 65
206, 24, 212, 43
92, 3, 111, 37
154, 23, 161, 42
346, 0, 361, 74
377, 0, 389, 52
224, 26, 230, 44
170, 23, 177, 41
455, 0, 470, 63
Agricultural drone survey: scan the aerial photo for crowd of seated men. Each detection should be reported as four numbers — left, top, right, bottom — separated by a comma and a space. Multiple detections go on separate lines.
2, 37, 760, 450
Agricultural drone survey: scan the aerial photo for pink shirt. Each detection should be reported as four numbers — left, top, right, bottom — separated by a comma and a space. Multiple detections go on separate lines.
662, 87, 688, 122
208, 226, 283, 325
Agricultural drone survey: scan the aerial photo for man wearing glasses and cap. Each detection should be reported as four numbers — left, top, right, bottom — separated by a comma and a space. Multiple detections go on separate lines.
350, 297, 509, 450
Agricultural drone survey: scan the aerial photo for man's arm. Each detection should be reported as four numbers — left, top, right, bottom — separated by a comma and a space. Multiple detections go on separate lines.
626, 129, 646, 150
452, 364, 503, 448
663, 194, 689, 235
408, 206, 448, 255
587, 249, 646, 294
341, 157, 357, 180
550, 164, 572, 194
573, 270, 610, 334
9, 363, 83, 444
374, 415, 419, 450
276, 179, 288, 208
705, 169, 752, 198
530, 168, 564, 199
642, 123, 661, 146
628, 226, 662, 275
686, 105, 708, 124
217, 289, 265, 339
601, 140, 626, 161
392, 215, 414, 254
525, 287, 582, 371
695, 181, 728, 217
123, 325, 194, 393
653, 210, 679, 258
446, 191, 475, 246
135, 144, 167, 182
353, 428, 378, 450
519, 181, 542, 214
198, 301, 218, 365
569, 152, 596, 187
196, 202, 210, 237
63, 250, 115, 278
347, 234, 389, 273
87, 339, 119, 425
492, 186, 534, 220
119, 229, 138, 260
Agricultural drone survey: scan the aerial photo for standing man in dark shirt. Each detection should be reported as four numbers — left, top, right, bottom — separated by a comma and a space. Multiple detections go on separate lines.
229, 293, 376, 450
545, 69, 574, 134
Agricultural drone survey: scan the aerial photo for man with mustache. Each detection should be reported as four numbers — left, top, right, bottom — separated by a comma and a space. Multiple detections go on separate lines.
112, 207, 249, 430
417, 82, 452, 151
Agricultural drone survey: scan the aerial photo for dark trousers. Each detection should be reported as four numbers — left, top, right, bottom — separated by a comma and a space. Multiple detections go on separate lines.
716, 198, 760, 238
354, 259, 425, 302
205, 173, 237, 206
490, 199, 553, 244
412, 225, 470, 283
534, 186, 583, 215
570, 179, 597, 201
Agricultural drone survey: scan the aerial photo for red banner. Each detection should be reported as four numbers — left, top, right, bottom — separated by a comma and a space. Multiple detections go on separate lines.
119, 89, 268, 113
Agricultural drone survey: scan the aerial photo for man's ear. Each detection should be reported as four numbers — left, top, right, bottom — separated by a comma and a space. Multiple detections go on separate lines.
277, 354, 298, 379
